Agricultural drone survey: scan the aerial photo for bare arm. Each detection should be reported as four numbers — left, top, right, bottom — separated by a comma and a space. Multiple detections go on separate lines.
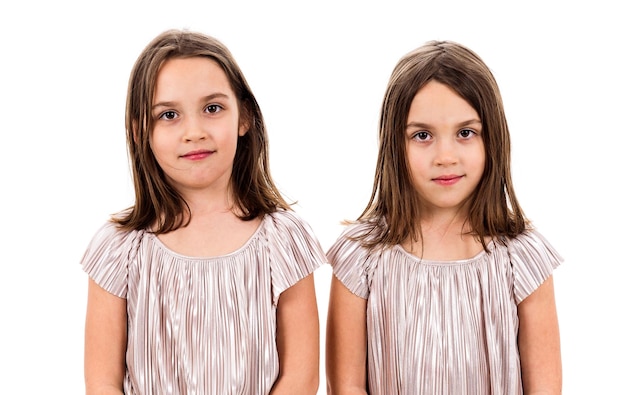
84, 278, 127, 395
518, 275, 562, 394
270, 273, 320, 395
326, 275, 368, 395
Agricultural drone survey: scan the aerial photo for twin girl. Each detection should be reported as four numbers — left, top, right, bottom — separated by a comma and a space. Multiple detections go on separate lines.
81, 30, 562, 395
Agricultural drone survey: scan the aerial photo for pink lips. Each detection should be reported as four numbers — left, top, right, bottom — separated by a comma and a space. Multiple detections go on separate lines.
433, 175, 463, 186
181, 149, 213, 160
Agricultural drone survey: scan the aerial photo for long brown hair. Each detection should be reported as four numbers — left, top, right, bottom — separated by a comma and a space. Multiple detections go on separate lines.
114, 29, 289, 233
358, 40, 527, 249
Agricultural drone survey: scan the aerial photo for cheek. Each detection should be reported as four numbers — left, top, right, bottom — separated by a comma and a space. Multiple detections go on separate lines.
149, 133, 169, 162
472, 152, 487, 184
477, 146, 487, 173
407, 152, 429, 178
149, 136, 161, 157
406, 160, 429, 193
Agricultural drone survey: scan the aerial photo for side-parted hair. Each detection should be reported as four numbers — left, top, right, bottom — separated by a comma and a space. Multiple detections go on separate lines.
113, 29, 289, 233
358, 40, 527, 250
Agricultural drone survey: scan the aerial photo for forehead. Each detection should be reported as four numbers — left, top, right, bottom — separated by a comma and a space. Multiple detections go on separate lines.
154, 57, 233, 99
408, 80, 479, 123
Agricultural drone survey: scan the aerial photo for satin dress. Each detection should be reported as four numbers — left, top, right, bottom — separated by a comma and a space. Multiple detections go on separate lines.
328, 221, 562, 395
82, 210, 326, 394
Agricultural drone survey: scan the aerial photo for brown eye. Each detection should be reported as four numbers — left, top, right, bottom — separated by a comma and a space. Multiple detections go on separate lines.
205, 104, 223, 114
159, 111, 177, 120
413, 131, 431, 141
458, 129, 475, 139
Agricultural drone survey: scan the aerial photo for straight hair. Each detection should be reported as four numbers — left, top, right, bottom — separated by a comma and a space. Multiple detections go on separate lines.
358, 40, 527, 250
114, 29, 289, 233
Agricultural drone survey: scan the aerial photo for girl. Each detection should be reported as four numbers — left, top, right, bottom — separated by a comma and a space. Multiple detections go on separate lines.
325, 41, 562, 394
81, 30, 325, 395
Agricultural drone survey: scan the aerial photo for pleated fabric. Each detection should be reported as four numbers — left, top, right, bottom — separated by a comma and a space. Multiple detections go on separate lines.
81, 209, 326, 395
328, 222, 562, 395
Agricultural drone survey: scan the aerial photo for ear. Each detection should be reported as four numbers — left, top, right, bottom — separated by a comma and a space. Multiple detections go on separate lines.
238, 108, 251, 137
238, 121, 249, 137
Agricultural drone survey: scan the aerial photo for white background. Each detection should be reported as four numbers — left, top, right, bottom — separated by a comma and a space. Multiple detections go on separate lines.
1, 1, 624, 393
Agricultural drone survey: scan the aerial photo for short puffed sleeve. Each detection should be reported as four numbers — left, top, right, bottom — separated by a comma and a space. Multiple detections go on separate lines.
326, 222, 382, 299
80, 221, 142, 298
264, 210, 327, 304
507, 229, 563, 304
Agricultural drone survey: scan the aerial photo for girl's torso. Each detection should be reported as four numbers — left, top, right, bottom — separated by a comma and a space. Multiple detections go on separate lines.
328, 222, 562, 395
81, 210, 326, 395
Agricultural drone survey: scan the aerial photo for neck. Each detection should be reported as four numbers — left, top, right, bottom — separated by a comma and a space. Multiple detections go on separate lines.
420, 207, 470, 237
179, 184, 237, 217
402, 207, 482, 261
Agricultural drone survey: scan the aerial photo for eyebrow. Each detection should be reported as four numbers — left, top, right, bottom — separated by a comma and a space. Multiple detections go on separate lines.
406, 119, 482, 129
152, 93, 230, 110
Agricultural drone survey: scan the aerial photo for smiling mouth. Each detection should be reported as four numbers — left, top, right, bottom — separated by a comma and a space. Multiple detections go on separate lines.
181, 150, 213, 160
433, 175, 463, 185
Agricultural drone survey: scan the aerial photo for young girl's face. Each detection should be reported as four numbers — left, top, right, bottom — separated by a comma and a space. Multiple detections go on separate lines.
150, 57, 246, 196
405, 80, 485, 215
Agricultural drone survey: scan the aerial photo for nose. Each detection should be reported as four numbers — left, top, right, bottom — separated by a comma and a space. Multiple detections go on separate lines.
183, 114, 208, 142
434, 139, 458, 166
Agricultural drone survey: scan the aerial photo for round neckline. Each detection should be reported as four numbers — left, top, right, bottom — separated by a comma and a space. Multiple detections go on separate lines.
147, 215, 267, 261
393, 239, 495, 266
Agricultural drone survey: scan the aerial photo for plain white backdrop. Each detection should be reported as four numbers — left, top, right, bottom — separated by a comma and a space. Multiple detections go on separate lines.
1, 1, 624, 393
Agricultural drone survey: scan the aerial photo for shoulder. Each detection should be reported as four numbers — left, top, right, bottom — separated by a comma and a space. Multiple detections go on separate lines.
83, 221, 143, 258
80, 221, 144, 298
327, 220, 382, 262
503, 229, 563, 264
500, 229, 563, 303
87, 220, 134, 243
327, 220, 385, 299
262, 209, 327, 303
264, 208, 322, 245
266, 208, 310, 228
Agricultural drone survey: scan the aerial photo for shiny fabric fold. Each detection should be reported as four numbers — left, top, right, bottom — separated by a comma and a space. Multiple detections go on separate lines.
81, 209, 326, 395
328, 223, 562, 395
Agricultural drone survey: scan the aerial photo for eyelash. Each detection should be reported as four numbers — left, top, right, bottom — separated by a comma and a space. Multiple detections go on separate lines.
412, 128, 477, 141
156, 104, 224, 120
205, 104, 223, 114
159, 111, 177, 120
413, 131, 431, 141
458, 128, 477, 138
